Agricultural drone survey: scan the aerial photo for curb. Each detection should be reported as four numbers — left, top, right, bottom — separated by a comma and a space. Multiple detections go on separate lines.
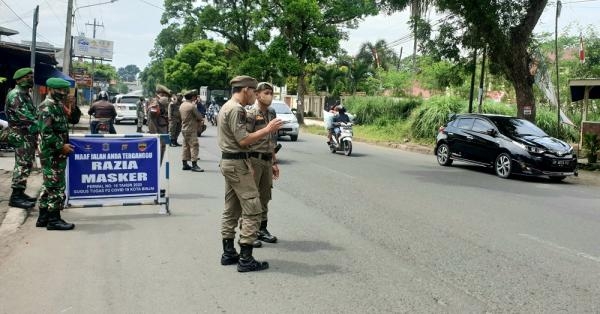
0, 169, 43, 236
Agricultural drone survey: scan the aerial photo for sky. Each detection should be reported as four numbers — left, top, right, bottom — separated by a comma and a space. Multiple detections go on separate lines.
1, 0, 599, 72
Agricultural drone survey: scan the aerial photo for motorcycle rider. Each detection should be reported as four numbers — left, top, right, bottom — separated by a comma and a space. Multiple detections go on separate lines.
88, 91, 117, 134
331, 106, 351, 143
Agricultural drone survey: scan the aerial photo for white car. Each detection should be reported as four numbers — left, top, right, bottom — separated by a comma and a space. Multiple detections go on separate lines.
113, 95, 140, 124
271, 101, 299, 141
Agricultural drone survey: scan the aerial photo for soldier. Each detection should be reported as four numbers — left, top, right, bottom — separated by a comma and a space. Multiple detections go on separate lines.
147, 84, 171, 163
136, 97, 145, 133
246, 82, 279, 246
5, 67, 37, 209
168, 93, 183, 146
36, 78, 75, 230
218, 75, 283, 272
179, 89, 204, 172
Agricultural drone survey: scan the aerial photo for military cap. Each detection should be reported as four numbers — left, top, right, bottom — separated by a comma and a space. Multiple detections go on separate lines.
256, 82, 274, 91
13, 67, 33, 80
155, 84, 172, 95
230, 75, 258, 89
183, 89, 198, 98
46, 77, 70, 89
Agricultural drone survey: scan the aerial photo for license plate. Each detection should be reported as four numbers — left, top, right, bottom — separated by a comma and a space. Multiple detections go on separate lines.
553, 160, 570, 166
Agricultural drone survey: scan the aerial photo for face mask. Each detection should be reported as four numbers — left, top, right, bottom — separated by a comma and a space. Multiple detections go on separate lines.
18, 79, 33, 88
52, 92, 66, 102
158, 96, 169, 105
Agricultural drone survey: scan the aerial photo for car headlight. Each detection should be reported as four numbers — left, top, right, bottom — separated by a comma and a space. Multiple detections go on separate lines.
513, 141, 545, 154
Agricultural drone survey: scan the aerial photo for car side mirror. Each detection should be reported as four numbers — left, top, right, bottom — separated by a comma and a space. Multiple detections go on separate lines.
487, 129, 497, 136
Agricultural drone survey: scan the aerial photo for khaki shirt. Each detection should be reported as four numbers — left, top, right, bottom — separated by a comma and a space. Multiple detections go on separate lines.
217, 99, 250, 153
179, 100, 202, 133
168, 100, 181, 120
246, 105, 276, 153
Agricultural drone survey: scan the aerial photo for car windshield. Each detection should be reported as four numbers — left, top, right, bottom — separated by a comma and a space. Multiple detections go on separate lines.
271, 102, 292, 114
493, 118, 548, 137
119, 97, 139, 104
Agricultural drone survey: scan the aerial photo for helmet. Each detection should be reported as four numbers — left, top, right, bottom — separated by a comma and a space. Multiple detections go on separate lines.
98, 91, 109, 101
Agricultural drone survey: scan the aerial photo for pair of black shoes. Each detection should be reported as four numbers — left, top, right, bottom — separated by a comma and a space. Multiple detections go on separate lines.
169, 141, 181, 147
36, 208, 75, 230
182, 162, 204, 172
221, 239, 269, 272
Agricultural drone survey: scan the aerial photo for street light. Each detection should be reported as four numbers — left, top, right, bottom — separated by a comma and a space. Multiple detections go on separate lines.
62, 0, 117, 75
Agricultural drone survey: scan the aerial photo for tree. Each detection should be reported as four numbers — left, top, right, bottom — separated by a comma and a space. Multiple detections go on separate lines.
265, 0, 378, 124
117, 64, 141, 82
140, 59, 166, 96
384, 0, 549, 121
356, 40, 398, 70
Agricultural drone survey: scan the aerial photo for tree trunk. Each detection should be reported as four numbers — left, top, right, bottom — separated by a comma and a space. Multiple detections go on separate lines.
296, 72, 306, 125
508, 44, 536, 122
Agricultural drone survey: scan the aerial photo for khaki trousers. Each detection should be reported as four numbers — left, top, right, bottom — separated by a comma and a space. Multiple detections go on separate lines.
181, 130, 199, 161
220, 159, 262, 245
249, 157, 272, 221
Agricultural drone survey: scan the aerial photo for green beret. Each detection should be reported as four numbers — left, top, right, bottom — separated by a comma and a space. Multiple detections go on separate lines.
13, 68, 33, 80
46, 77, 70, 89
256, 82, 274, 91
230, 75, 257, 88
155, 84, 171, 95
183, 89, 198, 98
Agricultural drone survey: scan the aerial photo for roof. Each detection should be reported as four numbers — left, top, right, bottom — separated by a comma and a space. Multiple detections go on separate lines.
569, 79, 600, 102
0, 26, 19, 36
0, 41, 58, 65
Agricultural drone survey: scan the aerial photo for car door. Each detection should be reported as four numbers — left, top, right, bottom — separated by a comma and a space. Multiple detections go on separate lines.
467, 118, 500, 164
450, 117, 475, 160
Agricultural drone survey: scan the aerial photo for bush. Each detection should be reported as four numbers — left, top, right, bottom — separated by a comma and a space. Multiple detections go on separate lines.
344, 96, 421, 125
409, 96, 466, 140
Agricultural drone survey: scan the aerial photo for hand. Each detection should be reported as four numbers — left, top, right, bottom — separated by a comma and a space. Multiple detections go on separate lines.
61, 144, 74, 156
272, 164, 279, 180
266, 118, 283, 133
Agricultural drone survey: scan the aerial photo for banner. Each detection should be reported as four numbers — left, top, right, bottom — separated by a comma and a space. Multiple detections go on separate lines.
67, 136, 160, 199
73, 36, 114, 59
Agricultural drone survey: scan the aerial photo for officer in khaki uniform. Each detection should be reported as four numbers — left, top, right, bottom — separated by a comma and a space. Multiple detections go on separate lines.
218, 75, 283, 272
168, 93, 183, 146
179, 89, 204, 172
246, 82, 279, 246
148, 84, 171, 163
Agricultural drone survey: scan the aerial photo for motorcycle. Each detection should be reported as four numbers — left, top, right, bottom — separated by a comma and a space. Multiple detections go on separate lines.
90, 118, 112, 134
329, 122, 353, 156
207, 104, 219, 126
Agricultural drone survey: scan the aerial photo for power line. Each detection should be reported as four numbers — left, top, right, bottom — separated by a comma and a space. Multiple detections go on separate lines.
138, 0, 164, 10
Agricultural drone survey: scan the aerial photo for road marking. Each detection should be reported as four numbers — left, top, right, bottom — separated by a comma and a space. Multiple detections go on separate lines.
518, 233, 600, 264
314, 164, 354, 179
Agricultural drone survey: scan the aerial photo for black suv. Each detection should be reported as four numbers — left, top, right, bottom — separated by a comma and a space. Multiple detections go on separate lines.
435, 114, 577, 181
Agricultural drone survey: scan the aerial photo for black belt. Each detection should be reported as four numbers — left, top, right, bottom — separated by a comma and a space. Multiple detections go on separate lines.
221, 152, 249, 160
249, 152, 272, 161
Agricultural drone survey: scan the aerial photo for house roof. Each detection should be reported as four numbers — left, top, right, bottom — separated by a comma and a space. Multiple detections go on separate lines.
569, 79, 600, 102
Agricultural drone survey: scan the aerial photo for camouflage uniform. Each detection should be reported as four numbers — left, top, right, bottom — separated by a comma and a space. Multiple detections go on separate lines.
37, 95, 70, 212
5, 85, 37, 190
136, 99, 145, 132
168, 97, 182, 145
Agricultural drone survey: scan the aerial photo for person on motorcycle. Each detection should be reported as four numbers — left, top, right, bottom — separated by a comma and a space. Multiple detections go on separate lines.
207, 101, 220, 125
88, 91, 117, 134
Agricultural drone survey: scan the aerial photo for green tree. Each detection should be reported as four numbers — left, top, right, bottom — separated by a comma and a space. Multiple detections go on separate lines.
139, 59, 166, 96
356, 40, 398, 71
117, 64, 141, 82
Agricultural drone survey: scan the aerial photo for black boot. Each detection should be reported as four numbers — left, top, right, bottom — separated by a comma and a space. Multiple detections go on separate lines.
182, 161, 191, 170
8, 188, 35, 209
252, 239, 262, 248
46, 210, 75, 231
15, 188, 37, 202
237, 244, 269, 272
136, 126, 142, 133
257, 220, 278, 243
191, 161, 204, 172
221, 238, 240, 265
36, 207, 49, 227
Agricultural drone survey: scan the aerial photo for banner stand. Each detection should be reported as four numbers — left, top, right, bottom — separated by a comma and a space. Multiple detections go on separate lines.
65, 134, 170, 215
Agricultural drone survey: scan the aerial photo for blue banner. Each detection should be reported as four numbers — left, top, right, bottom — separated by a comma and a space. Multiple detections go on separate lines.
67, 136, 160, 199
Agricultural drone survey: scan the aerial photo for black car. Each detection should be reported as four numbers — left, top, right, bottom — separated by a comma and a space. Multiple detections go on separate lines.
435, 114, 577, 181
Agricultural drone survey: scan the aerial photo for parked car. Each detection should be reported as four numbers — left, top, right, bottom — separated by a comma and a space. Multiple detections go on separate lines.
271, 101, 299, 141
435, 113, 577, 181
112, 94, 140, 124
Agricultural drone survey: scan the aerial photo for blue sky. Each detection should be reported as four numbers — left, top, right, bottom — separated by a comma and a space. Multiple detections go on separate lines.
1, 0, 598, 71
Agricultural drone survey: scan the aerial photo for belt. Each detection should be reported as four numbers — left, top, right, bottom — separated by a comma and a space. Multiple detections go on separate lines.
249, 152, 272, 161
221, 152, 249, 160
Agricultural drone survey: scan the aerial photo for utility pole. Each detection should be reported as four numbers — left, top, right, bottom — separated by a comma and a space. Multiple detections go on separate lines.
63, 0, 74, 75
468, 47, 478, 113
555, 1, 562, 137
30, 5, 39, 103
85, 18, 104, 103
477, 45, 487, 113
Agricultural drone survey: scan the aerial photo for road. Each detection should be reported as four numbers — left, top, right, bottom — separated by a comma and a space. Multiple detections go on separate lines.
1, 122, 599, 313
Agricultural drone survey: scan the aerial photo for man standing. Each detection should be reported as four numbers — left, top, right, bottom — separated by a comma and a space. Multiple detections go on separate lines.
168, 93, 183, 146
136, 97, 145, 133
246, 82, 279, 246
5, 67, 37, 209
179, 89, 204, 172
147, 84, 171, 163
36, 78, 75, 230
218, 75, 283, 272
88, 91, 117, 134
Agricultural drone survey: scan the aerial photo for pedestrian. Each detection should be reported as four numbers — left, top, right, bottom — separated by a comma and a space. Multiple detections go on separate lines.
218, 75, 283, 272
136, 97, 145, 133
88, 91, 117, 134
147, 84, 171, 163
179, 89, 204, 172
36, 78, 75, 230
246, 82, 279, 247
168, 93, 183, 147
4, 67, 37, 209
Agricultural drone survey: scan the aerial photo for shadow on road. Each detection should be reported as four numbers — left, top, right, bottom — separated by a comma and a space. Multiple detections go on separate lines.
73, 223, 134, 234
275, 239, 344, 252
266, 259, 343, 277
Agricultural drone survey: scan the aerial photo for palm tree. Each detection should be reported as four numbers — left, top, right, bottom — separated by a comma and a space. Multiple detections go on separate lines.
409, 0, 433, 69
356, 40, 397, 70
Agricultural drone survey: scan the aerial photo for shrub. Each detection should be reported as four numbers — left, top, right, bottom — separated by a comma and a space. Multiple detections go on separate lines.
409, 96, 466, 140
344, 96, 421, 125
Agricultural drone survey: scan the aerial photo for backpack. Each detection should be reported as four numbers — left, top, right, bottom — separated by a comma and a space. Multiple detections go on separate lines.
69, 105, 82, 124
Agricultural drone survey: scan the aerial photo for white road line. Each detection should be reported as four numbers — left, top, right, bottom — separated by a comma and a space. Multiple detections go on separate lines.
314, 164, 355, 179
518, 233, 600, 264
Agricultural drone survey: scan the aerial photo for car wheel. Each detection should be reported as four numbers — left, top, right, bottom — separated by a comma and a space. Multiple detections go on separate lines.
115, 120, 120, 125
436, 143, 453, 166
290, 134, 298, 141
549, 176, 566, 182
495, 152, 512, 178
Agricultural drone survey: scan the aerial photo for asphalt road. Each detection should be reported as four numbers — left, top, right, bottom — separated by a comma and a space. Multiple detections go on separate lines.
1, 122, 599, 313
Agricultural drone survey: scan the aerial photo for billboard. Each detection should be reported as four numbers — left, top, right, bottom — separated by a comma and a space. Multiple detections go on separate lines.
73, 36, 114, 59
